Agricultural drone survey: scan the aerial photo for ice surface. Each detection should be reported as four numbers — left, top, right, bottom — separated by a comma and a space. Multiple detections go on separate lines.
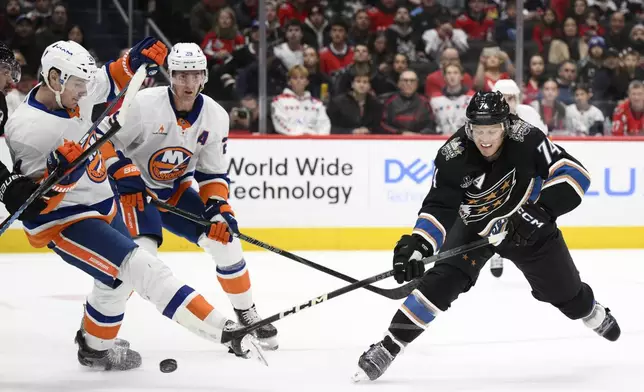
0, 249, 642, 392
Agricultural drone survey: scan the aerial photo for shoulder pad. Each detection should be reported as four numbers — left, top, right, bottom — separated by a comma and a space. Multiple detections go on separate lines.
440, 135, 465, 161
506, 118, 532, 142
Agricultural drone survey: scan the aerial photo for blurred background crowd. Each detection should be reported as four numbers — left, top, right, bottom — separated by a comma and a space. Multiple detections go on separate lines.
0, 0, 643, 136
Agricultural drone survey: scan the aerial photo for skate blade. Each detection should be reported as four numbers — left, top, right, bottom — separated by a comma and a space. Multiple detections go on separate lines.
257, 335, 279, 351
351, 368, 370, 383
246, 336, 269, 367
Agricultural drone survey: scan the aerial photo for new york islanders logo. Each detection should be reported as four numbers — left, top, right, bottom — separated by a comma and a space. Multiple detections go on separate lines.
79, 131, 107, 183
148, 147, 193, 182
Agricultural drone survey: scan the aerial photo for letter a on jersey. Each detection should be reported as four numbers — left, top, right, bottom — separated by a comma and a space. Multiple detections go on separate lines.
473, 173, 485, 190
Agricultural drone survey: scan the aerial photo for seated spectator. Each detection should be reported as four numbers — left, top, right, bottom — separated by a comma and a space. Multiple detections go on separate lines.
592, 48, 629, 115
586, 0, 618, 21
605, 12, 630, 51
327, 71, 382, 134
6, 66, 35, 115
565, 84, 605, 135
532, 9, 561, 53
425, 47, 474, 96
274, 19, 305, 71
422, 14, 469, 61
380, 70, 435, 134
302, 5, 330, 50
9, 15, 38, 73
278, 0, 308, 25
612, 80, 644, 135
578, 36, 606, 85
630, 24, 644, 55
368, 32, 392, 74
411, 0, 450, 39
622, 48, 644, 84
385, 7, 424, 62
367, 0, 398, 32
386, 53, 409, 86
271, 65, 331, 136
334, 44, 396, 96
319, 17, 354, 76
554, 60, 577, 105
494, 1, 517, 44
568, 0, 589, 26
474, 49, 512, 92
190, 0, 226, 43
303, 46, 333, 102
579, 10, 606, 37
230, 95, 272, 133
523, 54, 546, 104
201, 7, 245, 65
0, 0, 22, 42
349, 10, 372, 46
236, 56, 288, 98
34, 2, 67, 53
67, 24, 99, 65
233, 0, 258, 30
455, 0, 494, 41
26, 0, 51, 31
548, 17, 585, 64
531, 78, 567, 133
264, 1, 284, 45
430, 63, 475, 135
620, 0, 644, 22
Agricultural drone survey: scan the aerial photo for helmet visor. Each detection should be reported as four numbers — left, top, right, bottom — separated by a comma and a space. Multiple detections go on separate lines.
0, 58, 21, 84
171, 70, 206, 87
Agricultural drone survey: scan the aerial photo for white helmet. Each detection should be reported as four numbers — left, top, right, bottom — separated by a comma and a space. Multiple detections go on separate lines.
493, 79, 521, 97
167, 43, 208, 89
40, 40, 97, 107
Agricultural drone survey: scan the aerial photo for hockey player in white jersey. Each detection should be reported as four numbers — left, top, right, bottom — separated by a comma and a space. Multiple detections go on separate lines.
489, 79, 548, 278
4, 39, 265, 371
97, 42, 278, 349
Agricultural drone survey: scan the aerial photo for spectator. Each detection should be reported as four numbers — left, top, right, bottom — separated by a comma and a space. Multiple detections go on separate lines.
234, 0, 258, 30
200, 7, 245, 65
579, 10, 606, 37
335, 44, 396, 95
349, 9, 371, 46
319, 17, 354, 76
235, 57, 289, 98
494, 1, 517, 44
568, 0, 589, 25
274, 19, 305, 71
367, 0, 398, 32
368, 32, 392, 73
9, 15, 38, 72
302, 4, 330, 50
271, 65, 331, 136
531, 78, 567, 133
578, 36, 606, 84
25, 0, 50, 30
264, 2, 284, 46
523, 54, 546, 104
630, 24, 644, 55
550, 0, 571, 22
411, 0, 450, 40
303, 46, 333, 102
620, 0, 644, 22
622, 48, 644, 84
34, 2, 66, 52
425, 47, 474, 96
67, 25, 99, 65
548, 17, 585, 64
386, 53, 410, 86
6, 65, 35, 115
586, 0, 618, 20
278, 0, 308, 25
380, 70, 435, 134
190, 0, 226, 43
593, 48, 628, 115
605, 12, 630, 51
555, 60, 577, 105
429, 63, 474, 134
327, 71, 382, 134
230, 95, 271, 134
0, 0, 22, 41
612, 80, 644, 135
565, 84, 605, 135
385, 7, 424, 62
474, 49, 512, 92
422, 14, 469, 61
455, 0, 494, 41
532, 9, 561, 53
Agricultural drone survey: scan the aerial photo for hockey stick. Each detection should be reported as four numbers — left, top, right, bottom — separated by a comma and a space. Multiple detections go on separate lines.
220, 231, 506, 344
150, 198, 412, 299
0, 65, 149, 236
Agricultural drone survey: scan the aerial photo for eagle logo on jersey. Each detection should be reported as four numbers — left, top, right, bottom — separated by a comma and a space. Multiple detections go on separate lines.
458, 169, 516, 224
148, 147, 193, 182
440, 137, 464, 161
79, 130, 107, 183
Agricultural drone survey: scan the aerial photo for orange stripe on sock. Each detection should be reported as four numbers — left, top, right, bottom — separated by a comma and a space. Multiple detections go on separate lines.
217, 271, 251, 295
186, 294, 214, 321
83, 315, 121, 340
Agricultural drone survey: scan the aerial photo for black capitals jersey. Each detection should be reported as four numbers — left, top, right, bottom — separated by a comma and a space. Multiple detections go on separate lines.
411, 117, 591, 251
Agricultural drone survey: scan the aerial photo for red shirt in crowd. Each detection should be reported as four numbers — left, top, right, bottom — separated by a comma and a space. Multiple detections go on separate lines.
366, 6, 395, 32
482, 72, 510, 92
200, 32, 246, 63
523, 80, 540, 104
425, 70, 474, 96
278, 2, 308, 25
319, 46, 355, 75
454, 14, 494, 40
612, 100, 644, 135
532, 25, 560, 52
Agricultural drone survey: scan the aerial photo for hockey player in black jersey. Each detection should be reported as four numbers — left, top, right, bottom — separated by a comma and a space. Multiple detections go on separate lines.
0, 41, 46, 220
353, 91, 621, 382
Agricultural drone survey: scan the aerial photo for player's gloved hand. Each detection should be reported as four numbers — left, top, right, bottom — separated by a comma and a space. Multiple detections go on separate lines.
107, 154, 147, 212
393, 234, 433, 284
202, 198, 239, 244
0, 163, 47, 221
46, 140, 88, 193
506, 201, 554, 247
125, 37, 168, 76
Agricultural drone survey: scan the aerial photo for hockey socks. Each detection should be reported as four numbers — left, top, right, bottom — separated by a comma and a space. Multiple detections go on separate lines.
386, 289, 441, 352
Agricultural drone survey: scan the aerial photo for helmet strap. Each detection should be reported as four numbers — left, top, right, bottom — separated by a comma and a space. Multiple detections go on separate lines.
42, 73, 67, 109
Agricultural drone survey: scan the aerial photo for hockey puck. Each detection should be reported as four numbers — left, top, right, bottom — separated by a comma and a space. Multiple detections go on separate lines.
159, 358, 177, 373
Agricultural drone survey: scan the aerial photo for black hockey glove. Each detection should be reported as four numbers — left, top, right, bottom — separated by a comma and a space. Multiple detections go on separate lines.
0, 172, 47, 221
506, 202, 554, 247
393, 234, 434, 284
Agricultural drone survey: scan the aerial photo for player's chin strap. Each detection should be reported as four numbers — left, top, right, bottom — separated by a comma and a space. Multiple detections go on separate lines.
42, 78, 67, 109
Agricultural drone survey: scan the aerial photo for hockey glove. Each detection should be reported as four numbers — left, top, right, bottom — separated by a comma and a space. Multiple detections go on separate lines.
125, 37, 168, 76
46, 140, 88, 193
202, 199, 239, 244
506, 202, 555, 247
0, 164, 47, 221
393, 234, 433, 284
107, 154, 147, 212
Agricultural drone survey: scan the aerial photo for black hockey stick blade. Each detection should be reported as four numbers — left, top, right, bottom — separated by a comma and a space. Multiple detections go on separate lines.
220, 232, 506, 344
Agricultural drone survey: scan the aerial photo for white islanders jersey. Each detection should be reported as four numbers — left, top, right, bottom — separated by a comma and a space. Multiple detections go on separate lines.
109, 87, 230, 201
5, 66, 123, 248
517, 104, 548, 135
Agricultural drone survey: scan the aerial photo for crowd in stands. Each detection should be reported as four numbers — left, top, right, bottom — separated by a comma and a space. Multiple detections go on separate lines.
1, 0, 643, 136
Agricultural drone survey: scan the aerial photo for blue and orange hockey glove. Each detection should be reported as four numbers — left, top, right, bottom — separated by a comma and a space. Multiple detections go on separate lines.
201, 198, 239, 244
107, 153, 147, 212
45, 140, 88, 193
123, 37, 168, 76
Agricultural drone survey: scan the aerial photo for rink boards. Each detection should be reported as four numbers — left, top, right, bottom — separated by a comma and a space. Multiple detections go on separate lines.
1, 135, 644, 252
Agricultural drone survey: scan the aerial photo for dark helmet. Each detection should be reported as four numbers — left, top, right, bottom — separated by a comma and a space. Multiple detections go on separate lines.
466, 91, 510, 125
0, 40, 21, 85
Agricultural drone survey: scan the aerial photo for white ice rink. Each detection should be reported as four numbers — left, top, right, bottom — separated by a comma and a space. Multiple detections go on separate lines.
1, 249, 643, 392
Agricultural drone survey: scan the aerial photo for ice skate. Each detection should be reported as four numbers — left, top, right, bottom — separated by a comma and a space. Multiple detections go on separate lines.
352, 340, 397, 382
235, 304, 279, 350
583, 302, 620, 342
490, 254, 504, 278
222, 320, 268, 366
74, 329, 142, 371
